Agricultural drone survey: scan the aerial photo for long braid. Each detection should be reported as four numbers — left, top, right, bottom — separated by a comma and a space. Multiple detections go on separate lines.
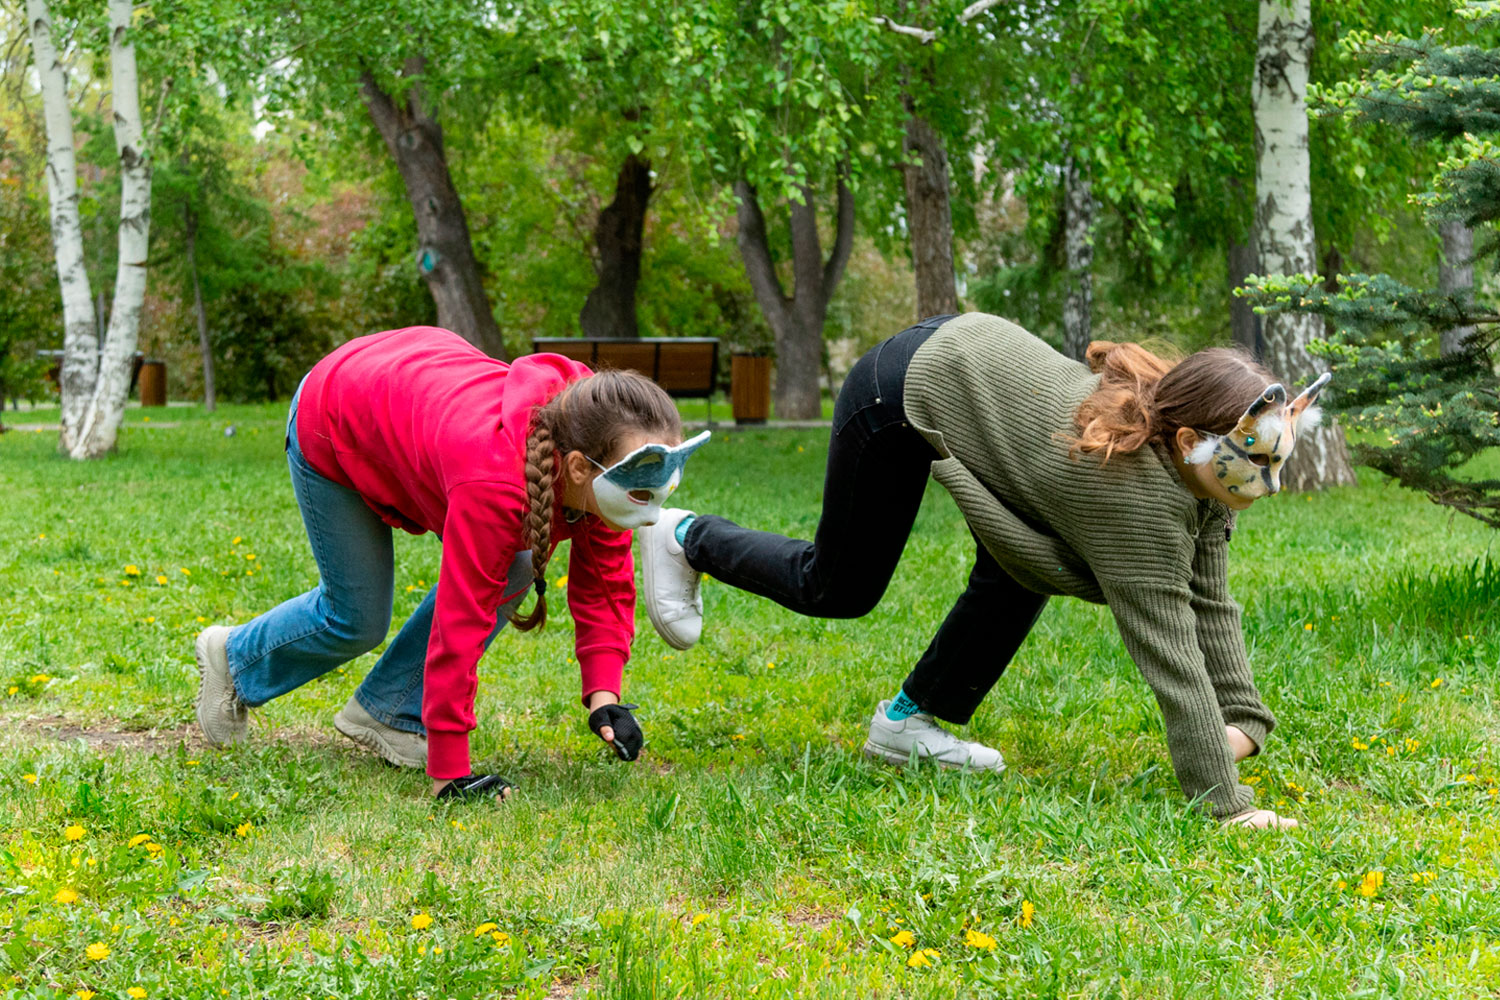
507, 423, 555, 631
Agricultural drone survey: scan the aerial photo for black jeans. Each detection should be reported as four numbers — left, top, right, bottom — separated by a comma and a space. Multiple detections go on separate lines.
683, 316, 1050, 725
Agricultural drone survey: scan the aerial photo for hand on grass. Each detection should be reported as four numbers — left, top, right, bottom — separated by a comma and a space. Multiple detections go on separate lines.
587, 691, 643, 761
1226, 725, 1258, 762
1223, 808, 1299, 830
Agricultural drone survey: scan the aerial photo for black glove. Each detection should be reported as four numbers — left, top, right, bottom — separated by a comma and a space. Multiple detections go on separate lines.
436, 773, 514, 801
588, 702, 643, 761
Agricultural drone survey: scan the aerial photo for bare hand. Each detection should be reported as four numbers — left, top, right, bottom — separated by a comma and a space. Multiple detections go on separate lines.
1223, 808, 1299, 830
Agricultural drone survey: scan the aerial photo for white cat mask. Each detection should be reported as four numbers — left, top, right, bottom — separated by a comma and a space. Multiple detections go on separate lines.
1183, 373, 1331, 499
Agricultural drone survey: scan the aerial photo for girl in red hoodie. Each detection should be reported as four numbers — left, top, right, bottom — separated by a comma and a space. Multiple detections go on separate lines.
192, 327, 685, 800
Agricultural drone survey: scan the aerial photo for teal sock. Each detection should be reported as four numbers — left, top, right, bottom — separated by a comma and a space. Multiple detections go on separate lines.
886, 689, 922, 721
674, 514, 697, 546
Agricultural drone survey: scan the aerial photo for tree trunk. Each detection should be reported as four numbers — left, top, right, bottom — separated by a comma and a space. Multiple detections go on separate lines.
1061, 157, 1095, 362
580, 152, 652, 339
734, 173, 854, 420
1438, 219, 1475, 356
359, 60, 506, 360
1253, 0, 1356, 491
1227, 238, 1262, 357
902, 110, 959, 320
185, 205, 215, 411
27, 0, 97, 453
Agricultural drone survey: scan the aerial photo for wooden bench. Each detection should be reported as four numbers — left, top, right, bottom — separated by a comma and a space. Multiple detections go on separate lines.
531, 336, 721, 422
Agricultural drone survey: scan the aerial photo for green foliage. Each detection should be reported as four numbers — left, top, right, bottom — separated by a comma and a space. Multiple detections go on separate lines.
1247, 4, 1500, 529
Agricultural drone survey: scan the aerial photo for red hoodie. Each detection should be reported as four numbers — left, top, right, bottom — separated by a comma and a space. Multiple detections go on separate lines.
295, 327, 635, 779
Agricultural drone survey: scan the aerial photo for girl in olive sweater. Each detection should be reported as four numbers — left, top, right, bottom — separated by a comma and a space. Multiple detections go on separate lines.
638, 313, 1328, 828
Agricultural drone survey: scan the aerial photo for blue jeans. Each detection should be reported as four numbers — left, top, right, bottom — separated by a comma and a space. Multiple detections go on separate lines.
224, 386, 530, 735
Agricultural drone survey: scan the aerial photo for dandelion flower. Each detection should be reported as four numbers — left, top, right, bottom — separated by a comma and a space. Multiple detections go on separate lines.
1357, 871, 1384, 898
491, 931, 510, 946
144, 842, 164, 856
53, 888, 79, 904
234, 822, 253, 837
1019, 900, 1036, 928
128, 834, 152, 848
64, 824, 86, 842
1431, 678, 1444, 689
1412, 871, 1436, 885
555, 574, 568, 588
889, 930, 916, 948
1351, 739, 1369, 750
155, 575, 168, 585
124, 565, 140, 576
180, 568, 191, 576
128, 988, 147, 999
964, 928, 998, 950
690, 913, 709, 927
76, 991, 95, 1000
411, 913, 434, 930
1303, 623, 1313, 631
85, 942, 110, 961
231, 537, 242, 545
7, 686, 18, 696
245, 553, 256, 561
473, 922, 498, 937
22, 773, 37, 784
906, 948, 939, 968
29, 673, 49, 684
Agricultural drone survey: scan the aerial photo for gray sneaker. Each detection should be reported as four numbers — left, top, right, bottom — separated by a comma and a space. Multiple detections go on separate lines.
194, 625, 248, 746
334, 695, 427, 769
862, 699, 1005, 773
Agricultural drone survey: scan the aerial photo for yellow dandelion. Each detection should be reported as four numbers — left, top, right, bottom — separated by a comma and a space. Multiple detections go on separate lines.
124, 565, 140, 576
473, 922, 498, 937
555, 574, 568, 588
1351, 739, 1369, 750
180, 568, 191, 576
22, 773, 37, 784
245, 553, 256, 561
889, 929, 916, 948
730, 733, 745, 741
1386, 745, 1397, 757
85, 942, 110, 961
196, 616, 208, 623
155, 575, 168, 585
1404, 738, 1421, 753
144, 842, 164, 856
906, 948, 939, 968
185, 760, 199, 766
128, 834, 152, 848
1336, 880, 1347, 889
1303, 623, 1313, 631
53, 887, 79, 904
1019, 899, 1036, 928
964, 928, 998, 950
1357, 871, 1384, 898
491, 932, 510, 946
231, 537, 242, 545
64, 824, 86, 842
1412, 871, 1436, 885
1431, 678, 1443, 689
128, 988, 147, 999
7, 686, 18, 696
76, 991, 95, 1000
38, 533, 46, 540
411, 912, 434, 930
144, 617, 156, 624
690, 913, 709, 927
234, 822, 253, 837
29, 673, 49, 684
766, 662, 775, 670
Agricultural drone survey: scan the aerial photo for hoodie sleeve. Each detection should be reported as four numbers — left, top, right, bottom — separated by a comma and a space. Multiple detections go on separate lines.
564, 519, 636, 702
422, 482, 525, 780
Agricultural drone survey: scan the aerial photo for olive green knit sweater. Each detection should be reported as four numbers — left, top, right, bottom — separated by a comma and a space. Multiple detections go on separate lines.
902, 313, 1274, 819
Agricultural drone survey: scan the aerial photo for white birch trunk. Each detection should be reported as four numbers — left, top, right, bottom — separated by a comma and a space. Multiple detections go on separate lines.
1438, 219, 1475, 356
69, 0, 153, 458
1061, 157, 1095, 363
26, 0, 97, 452
1252, 0, 1356, 490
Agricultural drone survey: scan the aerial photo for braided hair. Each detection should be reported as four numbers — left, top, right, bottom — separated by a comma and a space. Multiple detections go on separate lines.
506, 369, 681, 632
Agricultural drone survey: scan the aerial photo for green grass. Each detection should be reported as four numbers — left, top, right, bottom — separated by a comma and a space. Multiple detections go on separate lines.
2, 403, 1498, 999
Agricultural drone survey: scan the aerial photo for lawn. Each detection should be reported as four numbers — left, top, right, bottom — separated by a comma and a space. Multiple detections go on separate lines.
2, 403, 1498, 999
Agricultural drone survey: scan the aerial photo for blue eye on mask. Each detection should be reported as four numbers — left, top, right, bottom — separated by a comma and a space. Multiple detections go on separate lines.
587, 430, 711, 528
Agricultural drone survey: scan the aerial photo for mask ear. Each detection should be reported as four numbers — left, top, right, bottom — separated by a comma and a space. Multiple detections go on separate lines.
1234, 383, 1287, 437
1289, 372, 1331, 424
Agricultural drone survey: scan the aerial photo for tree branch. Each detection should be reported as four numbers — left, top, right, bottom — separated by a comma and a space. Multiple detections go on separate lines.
822, 164, 855, 300
734, 179, 790, 322
876, 0, 1007, 45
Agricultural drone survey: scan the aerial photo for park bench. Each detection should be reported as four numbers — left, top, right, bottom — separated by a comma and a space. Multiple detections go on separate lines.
531, 336, 721, 422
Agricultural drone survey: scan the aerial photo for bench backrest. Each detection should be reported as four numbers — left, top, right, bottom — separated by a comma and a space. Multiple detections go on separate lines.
531, 337, 720, 398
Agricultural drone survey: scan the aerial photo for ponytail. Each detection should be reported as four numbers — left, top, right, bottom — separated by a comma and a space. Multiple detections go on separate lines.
1068, 340, 1280, 463
506, 424, 556, 632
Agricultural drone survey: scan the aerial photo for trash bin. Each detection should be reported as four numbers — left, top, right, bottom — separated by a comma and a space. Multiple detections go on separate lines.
138, 359, 167, 407
730, 353, 771, 425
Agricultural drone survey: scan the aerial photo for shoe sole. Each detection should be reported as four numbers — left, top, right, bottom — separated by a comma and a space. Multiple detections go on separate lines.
334, 710, 425, 769
640, 524, 695, 651
860, 739, 1005, 774
194, 626, 246, 746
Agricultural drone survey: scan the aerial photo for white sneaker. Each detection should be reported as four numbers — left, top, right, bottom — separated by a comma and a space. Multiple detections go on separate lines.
194, 626, 249, 746
862, 699, 1005, 773
639, 508, 703, 650
334, 695, 427, 769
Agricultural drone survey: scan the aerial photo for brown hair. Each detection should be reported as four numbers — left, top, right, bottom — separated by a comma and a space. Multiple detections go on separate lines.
1070, 341, 1278, 462
507, 369, 682, 631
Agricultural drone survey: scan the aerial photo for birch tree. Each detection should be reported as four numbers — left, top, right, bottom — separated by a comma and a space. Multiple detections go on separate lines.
1252, 0, 1356, 489
28, 0, 155, 459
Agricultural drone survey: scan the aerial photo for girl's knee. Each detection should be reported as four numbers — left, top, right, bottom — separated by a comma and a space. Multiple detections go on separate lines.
327, 611, 390, 655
